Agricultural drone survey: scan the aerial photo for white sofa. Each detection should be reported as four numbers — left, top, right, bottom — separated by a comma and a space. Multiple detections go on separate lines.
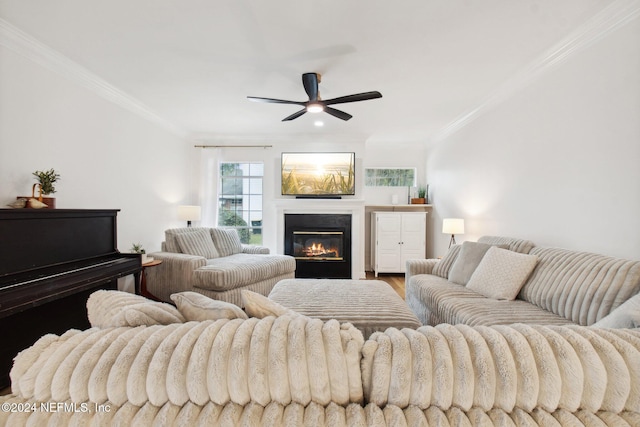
406, 236, 640, 327
145, 227, 295, 307
1, 289, 639, 426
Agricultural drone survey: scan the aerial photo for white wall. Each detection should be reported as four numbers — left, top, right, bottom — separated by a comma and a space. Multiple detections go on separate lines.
426, 19, 640, 260
362, 141, 427, 205
0, 46, 194, 256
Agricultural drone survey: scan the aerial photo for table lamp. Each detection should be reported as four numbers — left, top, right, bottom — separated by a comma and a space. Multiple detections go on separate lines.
178, 205, 201, 227
442, 218, 464, 248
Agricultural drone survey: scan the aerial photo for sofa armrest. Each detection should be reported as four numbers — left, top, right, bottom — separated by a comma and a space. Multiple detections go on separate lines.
145, 252, 207, 302
242, 244, 270, 254
405, 259, 439, 284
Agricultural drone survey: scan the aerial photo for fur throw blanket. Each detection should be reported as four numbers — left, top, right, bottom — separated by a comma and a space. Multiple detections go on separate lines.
9, 316, 364, 409
1, 396, 639, 426
362, 324, 640, 414
3, 319, 640, 426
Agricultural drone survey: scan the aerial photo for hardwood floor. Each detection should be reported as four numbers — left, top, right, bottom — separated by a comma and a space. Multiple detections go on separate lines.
365, 271, 405, 299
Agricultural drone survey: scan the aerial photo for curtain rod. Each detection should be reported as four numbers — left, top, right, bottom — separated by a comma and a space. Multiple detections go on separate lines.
194, 144, 273, 149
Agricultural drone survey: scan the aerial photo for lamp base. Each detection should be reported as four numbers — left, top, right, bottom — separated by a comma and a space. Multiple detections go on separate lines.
448, 234, 456, 249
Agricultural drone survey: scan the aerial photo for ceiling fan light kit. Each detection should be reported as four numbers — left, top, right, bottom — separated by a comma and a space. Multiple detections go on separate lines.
248, 72, 382, 121
306, 102, 324, 113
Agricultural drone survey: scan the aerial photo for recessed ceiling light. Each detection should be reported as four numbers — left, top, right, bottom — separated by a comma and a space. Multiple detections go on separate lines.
314, 121, 324, 127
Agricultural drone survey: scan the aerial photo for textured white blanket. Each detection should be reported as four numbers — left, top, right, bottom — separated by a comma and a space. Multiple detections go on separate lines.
361, 324, 640, 414
5, 319, 640, 426
9, 316, 365, 408
1, 396, 639, 426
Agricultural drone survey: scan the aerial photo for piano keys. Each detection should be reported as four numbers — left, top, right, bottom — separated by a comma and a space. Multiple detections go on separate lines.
0, 209, 142, 388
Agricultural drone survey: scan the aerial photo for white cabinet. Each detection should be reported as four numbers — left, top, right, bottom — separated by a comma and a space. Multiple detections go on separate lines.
371, 212, 427, 276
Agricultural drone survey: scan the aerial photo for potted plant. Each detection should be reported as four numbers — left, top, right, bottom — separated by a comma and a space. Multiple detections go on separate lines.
31, 169, 60, 209
411, 186, 427, 204
17, 169, 60, 209
131, 243, 148, 263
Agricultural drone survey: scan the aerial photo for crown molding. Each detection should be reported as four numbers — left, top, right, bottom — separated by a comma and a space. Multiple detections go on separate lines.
430, 0, 640, 144
190, 132, 372, 145
0, 19, 188, 139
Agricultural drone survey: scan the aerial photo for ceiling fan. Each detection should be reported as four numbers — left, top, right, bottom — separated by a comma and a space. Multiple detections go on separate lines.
247, 72, 382, 121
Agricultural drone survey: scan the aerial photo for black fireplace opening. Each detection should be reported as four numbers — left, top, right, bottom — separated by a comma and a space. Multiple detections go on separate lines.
285, 214, 351, 278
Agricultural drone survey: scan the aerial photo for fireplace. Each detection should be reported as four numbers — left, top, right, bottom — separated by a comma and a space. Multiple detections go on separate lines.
285, 214, 351, 278
293, 232, 344, 260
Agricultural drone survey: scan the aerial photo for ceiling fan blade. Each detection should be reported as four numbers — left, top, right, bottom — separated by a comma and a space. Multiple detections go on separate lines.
282, 109, 307, 121
323, 91, 382, 105
247, 96, 304, 105
324, 106, 352, 121
302, 73, 319, 101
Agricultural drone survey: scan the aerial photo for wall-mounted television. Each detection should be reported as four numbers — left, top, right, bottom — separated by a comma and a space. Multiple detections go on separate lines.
281, 152, 355, 197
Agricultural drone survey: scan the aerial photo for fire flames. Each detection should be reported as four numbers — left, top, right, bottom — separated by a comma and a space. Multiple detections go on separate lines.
302, 241, 339, 258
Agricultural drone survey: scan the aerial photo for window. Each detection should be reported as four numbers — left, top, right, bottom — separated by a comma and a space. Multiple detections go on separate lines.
219, 162, 263, 244
365, 168, 416, 187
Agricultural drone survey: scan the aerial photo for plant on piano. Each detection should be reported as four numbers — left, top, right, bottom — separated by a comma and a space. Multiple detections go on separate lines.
32, 168, 60, 195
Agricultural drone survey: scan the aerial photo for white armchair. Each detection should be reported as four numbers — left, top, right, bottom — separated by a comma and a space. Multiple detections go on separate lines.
146, 227, 295, 307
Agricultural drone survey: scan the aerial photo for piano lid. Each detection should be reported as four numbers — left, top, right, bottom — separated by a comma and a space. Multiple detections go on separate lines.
0, 209, 121, 277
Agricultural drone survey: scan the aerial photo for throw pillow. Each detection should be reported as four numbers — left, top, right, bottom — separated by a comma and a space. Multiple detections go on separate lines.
432, 244, 462, 279
210, 228, 243, 257
593, 293, 640, 328
466, 246, 538, 300
87, 290, 185, 328
241, 290, 299, 318
170, 291, 248, 321
175, 229, 219, 259
448, 241, 508, 285
164, 229, 182, 253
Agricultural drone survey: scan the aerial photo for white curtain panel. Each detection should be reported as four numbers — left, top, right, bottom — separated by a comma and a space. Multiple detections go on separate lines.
199, 147, 220, 227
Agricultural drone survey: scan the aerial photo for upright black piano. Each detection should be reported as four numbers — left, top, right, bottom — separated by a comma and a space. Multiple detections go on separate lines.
0, 209, 142, 388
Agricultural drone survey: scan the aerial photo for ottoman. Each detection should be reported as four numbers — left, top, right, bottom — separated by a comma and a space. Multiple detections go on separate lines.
268, 279, 421, 338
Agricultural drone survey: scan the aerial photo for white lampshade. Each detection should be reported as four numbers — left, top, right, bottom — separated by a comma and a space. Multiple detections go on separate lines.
178, 205, 201, 224
442, 218, 465, 235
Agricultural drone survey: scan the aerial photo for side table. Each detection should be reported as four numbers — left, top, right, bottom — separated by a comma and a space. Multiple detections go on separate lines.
140, 259, 162, 301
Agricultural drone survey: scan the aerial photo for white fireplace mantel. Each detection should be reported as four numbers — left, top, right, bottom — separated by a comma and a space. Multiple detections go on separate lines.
274, 198, 366, 279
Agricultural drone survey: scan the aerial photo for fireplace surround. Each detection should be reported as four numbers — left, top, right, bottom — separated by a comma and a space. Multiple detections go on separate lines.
284, 213, 352, 278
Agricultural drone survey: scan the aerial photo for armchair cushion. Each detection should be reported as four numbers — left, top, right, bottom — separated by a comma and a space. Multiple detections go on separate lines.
241, 244, 270, 254
210, 228, 243, 257
194, 254, 297, 291
164, 227, 212, 253
175, 228, 219, 259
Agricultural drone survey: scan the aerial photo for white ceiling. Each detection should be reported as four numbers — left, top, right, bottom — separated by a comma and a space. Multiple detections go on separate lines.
0, 0, 617, 143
